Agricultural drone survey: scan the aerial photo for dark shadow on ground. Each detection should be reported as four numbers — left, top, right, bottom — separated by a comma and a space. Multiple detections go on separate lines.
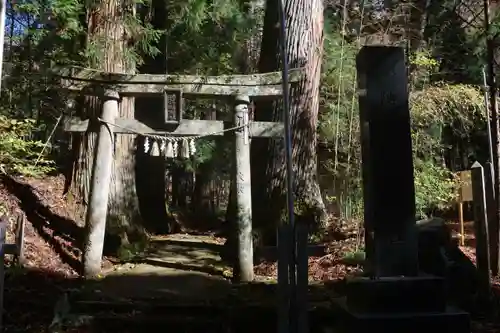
256, 244, 327, 262
4, 267, 342, 333
4, 268, 83, 333
5, 265, 500, 333
1, 175, 83, 272
174, 210, 226, 234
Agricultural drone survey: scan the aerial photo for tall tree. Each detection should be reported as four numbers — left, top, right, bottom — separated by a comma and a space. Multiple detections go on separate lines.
72, 0, 142, 276
250, 0, 326, 244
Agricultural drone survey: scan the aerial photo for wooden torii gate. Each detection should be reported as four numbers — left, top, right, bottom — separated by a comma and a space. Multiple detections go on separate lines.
56, 66, 304, 282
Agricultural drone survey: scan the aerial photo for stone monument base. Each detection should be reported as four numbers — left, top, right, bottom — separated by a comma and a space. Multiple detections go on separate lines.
333, 275, 470, 333
334, 298, 470, 333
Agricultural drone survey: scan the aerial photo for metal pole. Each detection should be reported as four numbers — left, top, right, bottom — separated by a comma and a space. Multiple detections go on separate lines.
277, 0, 297, 332
0, 0, 7, 94
484, 0, 498, 178
484, 0, 500, 278
483, 67, 494, 165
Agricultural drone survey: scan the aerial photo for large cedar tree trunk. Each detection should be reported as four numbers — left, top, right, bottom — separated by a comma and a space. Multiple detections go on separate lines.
134, 0, 170, 234
250, 0, 326, 245
192, 109, 217, 216
71, 0, 141, 252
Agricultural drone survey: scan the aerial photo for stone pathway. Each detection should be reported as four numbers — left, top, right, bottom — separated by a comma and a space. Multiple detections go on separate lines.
89, 234, 236, 302
51, 234, 343, 332
78, 234, 332, 306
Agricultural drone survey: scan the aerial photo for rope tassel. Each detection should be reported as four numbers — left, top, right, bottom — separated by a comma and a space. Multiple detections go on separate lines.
134, 123, 247, 157
160, 140, 166, 153
189, 139, 195, 155
143, 137, 150, 153
165, 141, 174, 158
180, 139, 190, 158
150, 140, 160, 156
172, 141, 178, 158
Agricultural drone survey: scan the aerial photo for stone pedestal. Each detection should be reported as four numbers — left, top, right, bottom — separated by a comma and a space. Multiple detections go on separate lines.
334, 275, 470, 333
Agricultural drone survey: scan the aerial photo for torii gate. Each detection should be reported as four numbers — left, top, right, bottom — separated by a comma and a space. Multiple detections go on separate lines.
54, 65, 309, 332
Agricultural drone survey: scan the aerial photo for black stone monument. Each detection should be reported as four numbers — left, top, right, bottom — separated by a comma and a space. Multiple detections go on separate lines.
334, 46, 470, 333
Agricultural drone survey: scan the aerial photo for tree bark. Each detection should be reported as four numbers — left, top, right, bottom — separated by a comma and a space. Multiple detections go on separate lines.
192, 110, 217, 216
134, 0, 169, 234
250, 0, 326, 245
71, 0, 141, 251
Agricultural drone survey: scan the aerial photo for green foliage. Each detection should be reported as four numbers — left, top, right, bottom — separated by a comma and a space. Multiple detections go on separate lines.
414, 159, 459, 218
411, 84, 485, 130
164, 0, 258, 74
319, 20, 486, 220
0, 116, 55, 177
160, 0, 261, 209
341, 250, 366, 266
3, 0, 492, 232
409, 49, 440, 89
319, 23, 363, 219
85, 3, 163, 68
2, 0, 166, 179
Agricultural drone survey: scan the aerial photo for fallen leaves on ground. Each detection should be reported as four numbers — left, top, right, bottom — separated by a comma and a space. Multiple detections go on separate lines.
255, 218, 363, 281
0, 175, 78, 278
0, 175, 499, 332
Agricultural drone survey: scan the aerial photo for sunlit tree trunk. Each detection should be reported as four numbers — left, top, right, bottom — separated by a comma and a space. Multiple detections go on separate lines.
250, 0, 326, 245
71, 0, 141, 255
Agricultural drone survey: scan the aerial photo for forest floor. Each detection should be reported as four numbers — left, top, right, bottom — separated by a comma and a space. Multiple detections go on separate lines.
0, 174, 497, 332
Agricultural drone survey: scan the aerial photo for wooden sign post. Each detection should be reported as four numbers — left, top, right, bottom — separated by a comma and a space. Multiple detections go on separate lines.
484, 162, 499, 276
458, 170, 473, 246
471, 162, 492, 303
0, 215, 26, 332
458, 164, 499, 276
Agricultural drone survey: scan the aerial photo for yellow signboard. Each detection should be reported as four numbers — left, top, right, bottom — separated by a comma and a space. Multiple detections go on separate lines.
458, 170, 472, 202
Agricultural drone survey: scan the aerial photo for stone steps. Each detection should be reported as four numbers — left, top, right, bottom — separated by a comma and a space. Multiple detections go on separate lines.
52, 300, 339, 332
